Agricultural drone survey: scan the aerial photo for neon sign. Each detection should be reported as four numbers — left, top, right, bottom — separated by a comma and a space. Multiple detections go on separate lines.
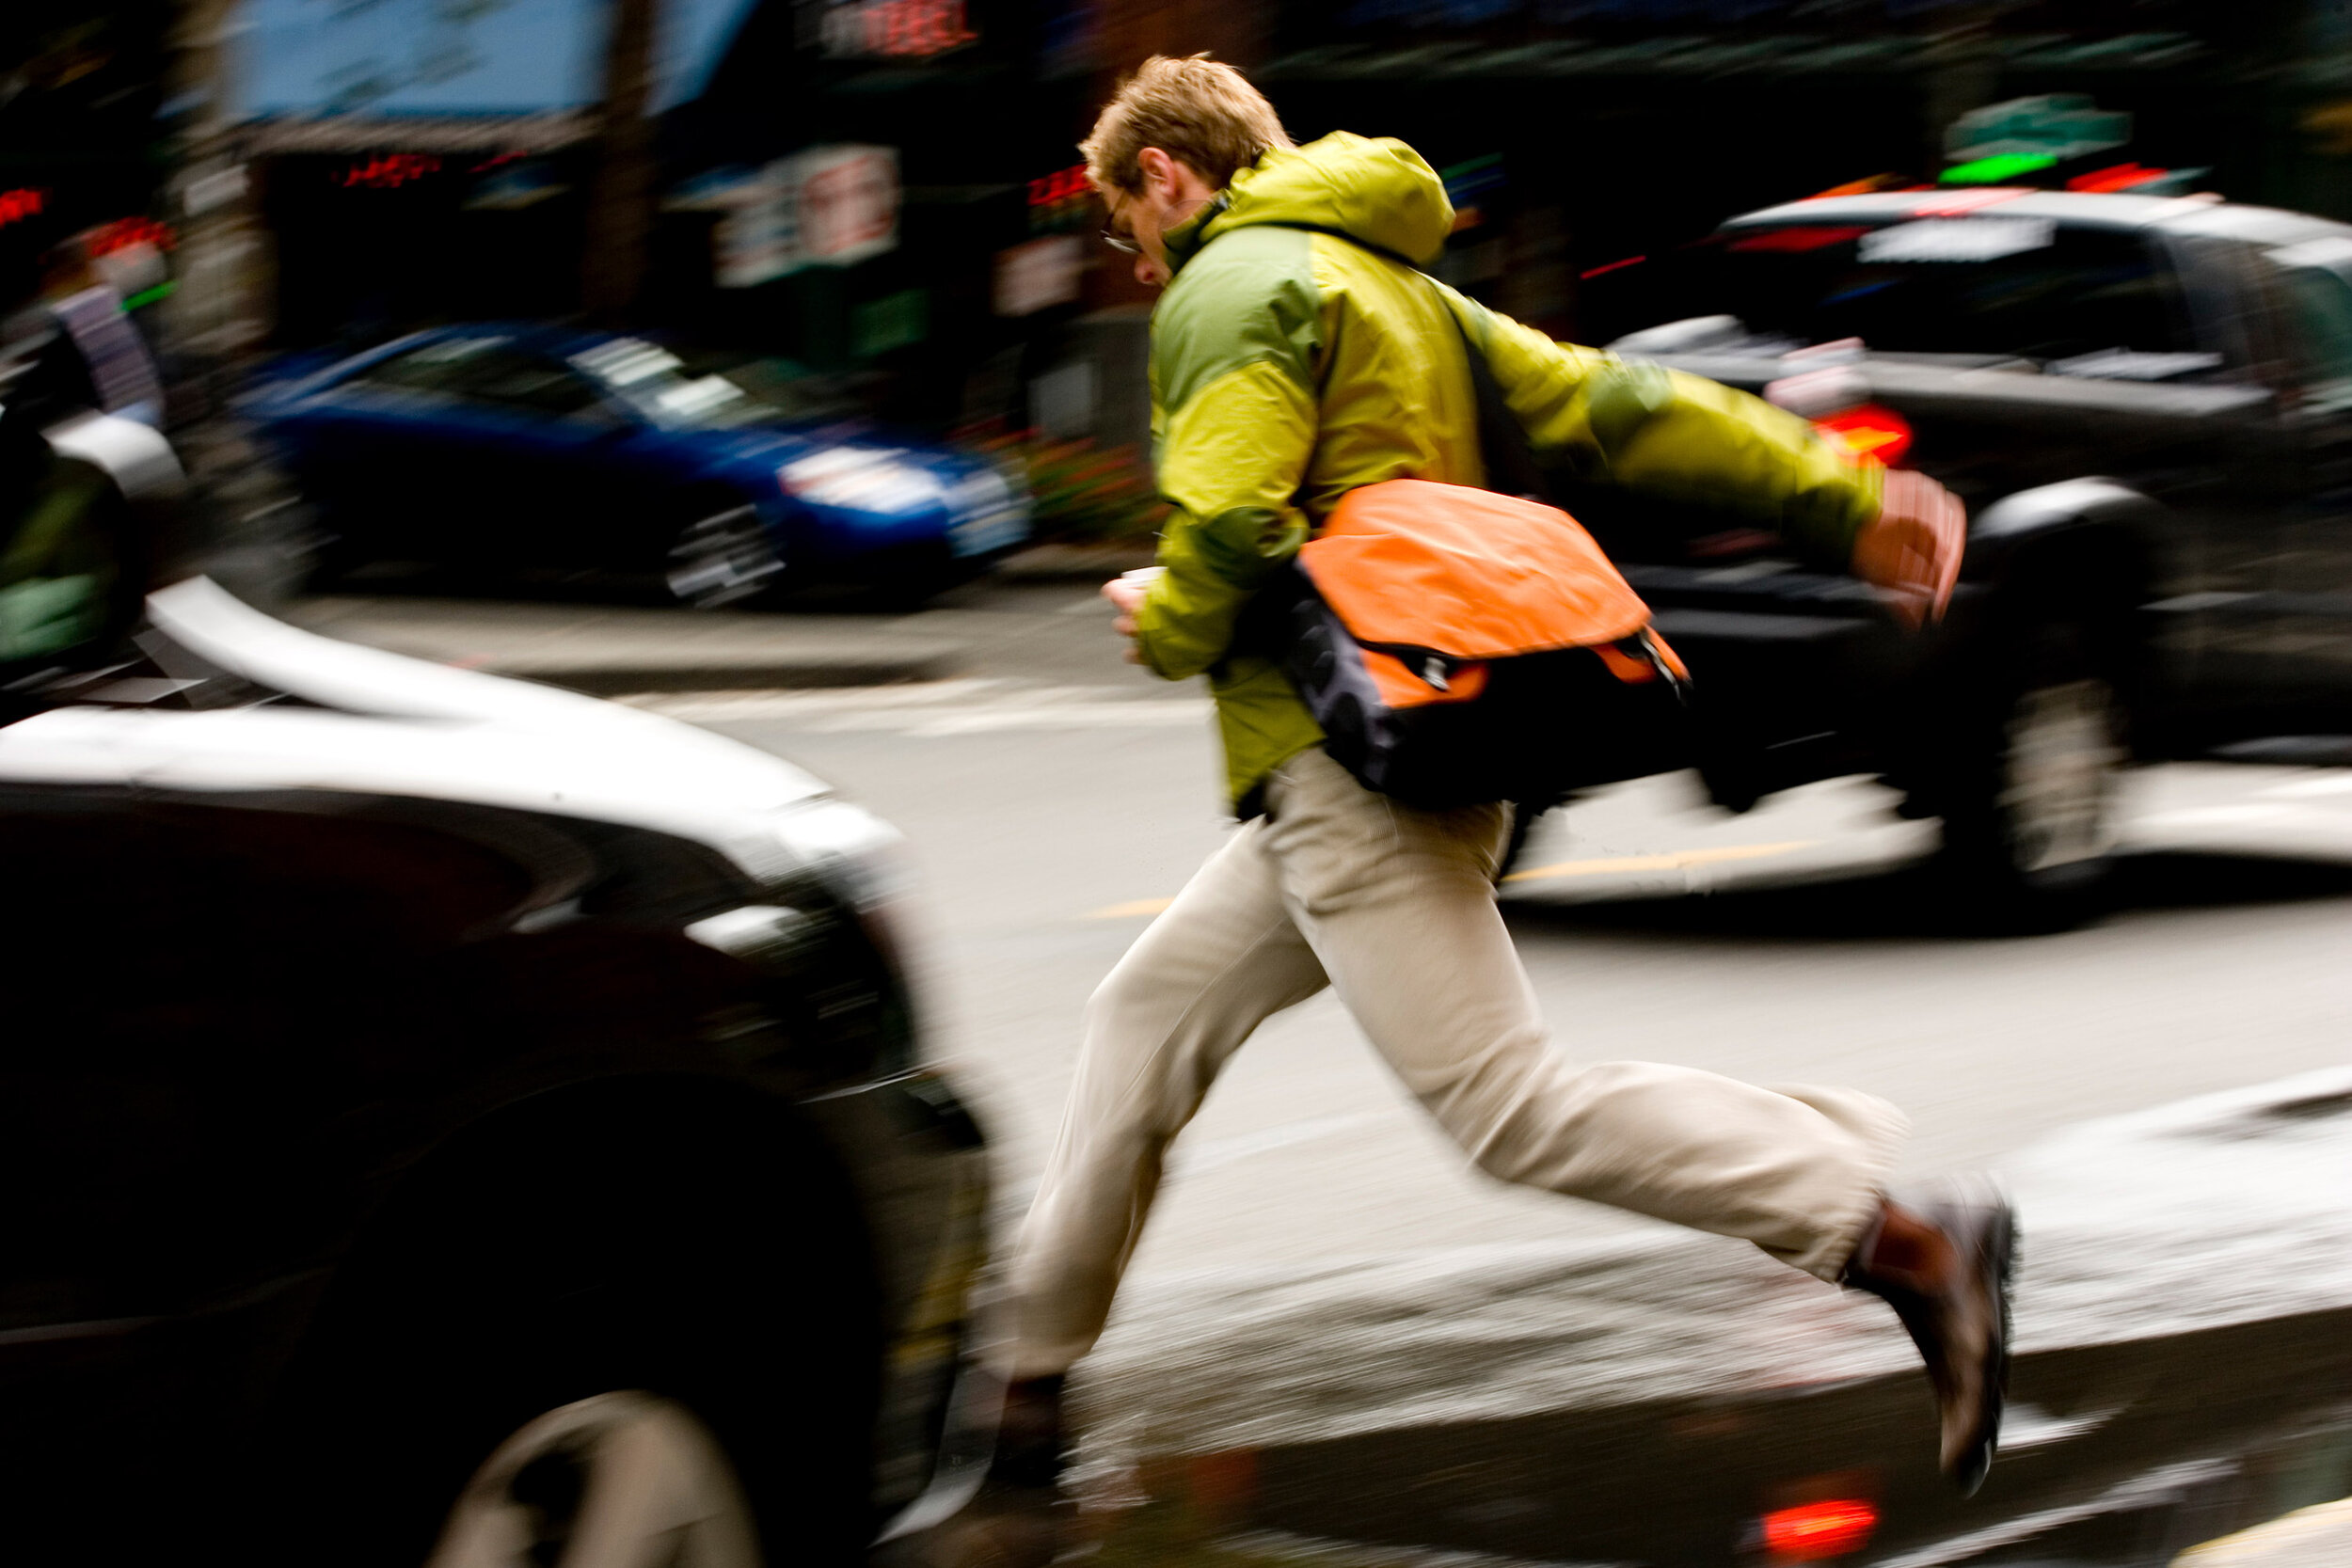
340, 153, 443, 189
818, 0, 977, 59
1027, 166, 1089, 208
0, 188, 47, 229
86, 216, 178, 255
1027, 164, 1090, 234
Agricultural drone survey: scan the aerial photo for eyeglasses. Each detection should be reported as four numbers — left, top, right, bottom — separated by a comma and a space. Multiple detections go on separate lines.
1100, 189, 1140, 255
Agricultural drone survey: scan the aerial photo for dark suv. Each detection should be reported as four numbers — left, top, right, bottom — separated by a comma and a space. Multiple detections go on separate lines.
0, 417, 992, 1566
1573, 188, 2352, 925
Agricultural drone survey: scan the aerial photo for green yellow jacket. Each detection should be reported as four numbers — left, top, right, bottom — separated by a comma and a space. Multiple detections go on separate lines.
1133, 131, 1885, 812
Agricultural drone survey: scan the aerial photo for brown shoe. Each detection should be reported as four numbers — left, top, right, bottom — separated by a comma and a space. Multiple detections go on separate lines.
1843, 1177, 2017, 1496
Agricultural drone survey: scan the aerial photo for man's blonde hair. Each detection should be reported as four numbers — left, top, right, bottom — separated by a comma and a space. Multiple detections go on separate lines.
1081, 54, 1294, 195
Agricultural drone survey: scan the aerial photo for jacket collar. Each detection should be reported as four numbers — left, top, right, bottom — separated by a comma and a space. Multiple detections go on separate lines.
1160, 192, 1229, 277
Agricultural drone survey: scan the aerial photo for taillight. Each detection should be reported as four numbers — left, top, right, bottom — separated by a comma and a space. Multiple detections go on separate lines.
1760, 1497, 1879, 1561
1813, 404, 1914, 467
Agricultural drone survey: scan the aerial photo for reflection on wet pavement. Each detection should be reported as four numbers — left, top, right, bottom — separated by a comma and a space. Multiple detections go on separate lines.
1074, 1071, 2352, 1566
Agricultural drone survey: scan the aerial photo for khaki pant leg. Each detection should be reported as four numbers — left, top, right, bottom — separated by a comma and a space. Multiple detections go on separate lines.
1001, 817, 1328, 1378
1261, 748, 1904, 1282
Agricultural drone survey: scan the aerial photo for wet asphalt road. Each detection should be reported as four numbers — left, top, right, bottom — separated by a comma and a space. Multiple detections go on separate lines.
636, 579, 2352, 1565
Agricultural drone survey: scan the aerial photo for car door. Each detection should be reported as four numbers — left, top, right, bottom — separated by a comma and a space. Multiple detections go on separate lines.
2124, 229, 2308, 737
433, 347, 651, 573
2249, 236, 2352, 731
294, 334, 517, 561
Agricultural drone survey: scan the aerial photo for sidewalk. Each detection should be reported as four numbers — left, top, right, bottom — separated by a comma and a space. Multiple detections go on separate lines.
2176, 1498, 2352, 1566
284, 594, 964, 693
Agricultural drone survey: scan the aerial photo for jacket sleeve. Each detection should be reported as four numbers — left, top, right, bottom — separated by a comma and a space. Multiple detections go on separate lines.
1128, 255, 1321, 682
1454, 293, 1883, 568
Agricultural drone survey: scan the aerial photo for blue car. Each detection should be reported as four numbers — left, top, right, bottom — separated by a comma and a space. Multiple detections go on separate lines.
246, 325, 1032, 606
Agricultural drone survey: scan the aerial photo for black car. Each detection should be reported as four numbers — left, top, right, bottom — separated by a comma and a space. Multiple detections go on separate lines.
1561, 188, 2352, 925
0, 419, 993, 1566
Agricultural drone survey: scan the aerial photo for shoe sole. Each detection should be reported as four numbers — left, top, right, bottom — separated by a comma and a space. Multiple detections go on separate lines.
1950, 1193, 2018, 1498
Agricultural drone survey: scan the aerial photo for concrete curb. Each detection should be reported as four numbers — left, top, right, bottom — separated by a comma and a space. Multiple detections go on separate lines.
993, 540, 1160, 582
283, 595, 964, 694
2174, 1498, 2352, 1566
518, 654, 960, 695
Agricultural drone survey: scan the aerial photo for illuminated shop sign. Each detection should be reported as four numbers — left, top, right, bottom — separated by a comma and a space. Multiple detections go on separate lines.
86, 216, 178, 255
1027, 164, 1089, 233
807, 0, 978, 59
710, 145, 900, 288
341, 153, 442, 188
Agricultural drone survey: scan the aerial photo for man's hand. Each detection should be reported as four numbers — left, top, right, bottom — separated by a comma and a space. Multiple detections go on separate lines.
1851, 469, 1967, 630
1102, 567, 1164, 665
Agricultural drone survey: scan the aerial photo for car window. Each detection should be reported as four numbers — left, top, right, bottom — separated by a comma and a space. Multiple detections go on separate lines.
462, 353, 608, 418
571, 338, 856, 430
353, 339, 609, 419
2268, 256, 2352, 414
353, 335, 510, 395
1592, 221, 2207, 376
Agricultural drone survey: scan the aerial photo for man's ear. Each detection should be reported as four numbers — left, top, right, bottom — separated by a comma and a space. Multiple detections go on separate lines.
1135, 147, 1177, 196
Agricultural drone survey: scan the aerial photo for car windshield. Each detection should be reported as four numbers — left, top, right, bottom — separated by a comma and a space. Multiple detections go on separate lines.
568, 339, 855, 430
1589, 218, 2209, 376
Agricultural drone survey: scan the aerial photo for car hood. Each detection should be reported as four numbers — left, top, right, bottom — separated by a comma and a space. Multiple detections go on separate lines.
0, 580, 886, 891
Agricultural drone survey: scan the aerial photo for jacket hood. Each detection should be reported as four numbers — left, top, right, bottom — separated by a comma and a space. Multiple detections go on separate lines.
1173, 133, 1454, 271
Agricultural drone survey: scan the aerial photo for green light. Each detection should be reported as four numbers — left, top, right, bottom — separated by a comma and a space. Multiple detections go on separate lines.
1940, 153, 2058, 185
121, 280, 176, 310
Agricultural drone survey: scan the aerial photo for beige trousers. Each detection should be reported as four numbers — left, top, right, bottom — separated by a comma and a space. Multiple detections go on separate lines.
1002, 747, 1906, 1379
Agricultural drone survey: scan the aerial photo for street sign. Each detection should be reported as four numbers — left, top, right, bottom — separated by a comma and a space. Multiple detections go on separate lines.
798, 145, 899, 267
708, 145, 899, 288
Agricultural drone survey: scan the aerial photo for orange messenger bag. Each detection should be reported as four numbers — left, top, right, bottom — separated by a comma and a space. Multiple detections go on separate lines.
1273, 477, 1693, 810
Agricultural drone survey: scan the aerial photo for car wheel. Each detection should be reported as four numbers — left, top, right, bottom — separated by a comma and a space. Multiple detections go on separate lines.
424, 1392, 761, 1568
666, 502, 785, 610
259, 1086, 879, 1568
1935, 617, 2128, 932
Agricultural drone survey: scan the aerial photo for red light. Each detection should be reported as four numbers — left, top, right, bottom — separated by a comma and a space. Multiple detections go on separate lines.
1731, 226, 1868, 254
1761, 1498, 1879, 1561
1027, 164, 1089, 208
1808, 174, 1931, 198
2067, 162, 2170, 194
0, 188, 46, 228
341, 153, 442, 189
1813, 404, 1913, 467
85, 215, 177, 255
1580, 254, 1645, 279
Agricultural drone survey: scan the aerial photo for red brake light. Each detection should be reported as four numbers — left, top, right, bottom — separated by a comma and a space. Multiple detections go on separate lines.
1813, 404, 1913, 467
1730, 226, 1868, 254
2067, 162, 2171, 194
1761, 1498, 1879, 1560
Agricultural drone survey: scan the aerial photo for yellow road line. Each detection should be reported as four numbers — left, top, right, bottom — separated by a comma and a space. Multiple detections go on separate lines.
1088, 840, 1820, 917
1502, 840, 1820, 883
1088, 897, 1178, 920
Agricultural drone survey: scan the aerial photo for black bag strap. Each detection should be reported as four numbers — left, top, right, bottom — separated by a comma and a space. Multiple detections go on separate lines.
1440, 294, 1552, 506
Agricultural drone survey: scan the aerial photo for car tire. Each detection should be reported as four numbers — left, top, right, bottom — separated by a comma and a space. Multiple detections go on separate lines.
257, 1086, 878, 1568
1933, 615, 2129, 933
423, 1391, 762, 1568
666, 501, 786, 610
